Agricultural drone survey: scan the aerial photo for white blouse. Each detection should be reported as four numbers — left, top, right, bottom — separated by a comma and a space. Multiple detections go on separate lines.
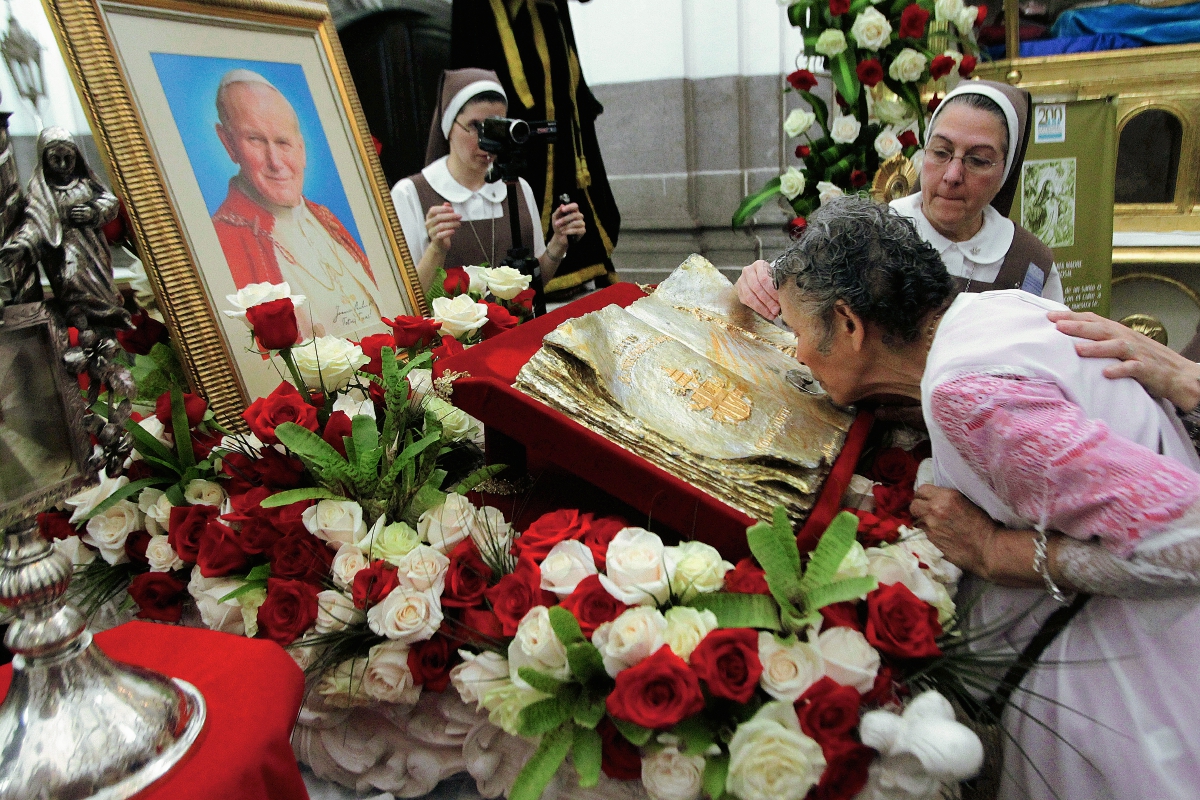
391, 156, 545, 267
890, 192, 1063, 303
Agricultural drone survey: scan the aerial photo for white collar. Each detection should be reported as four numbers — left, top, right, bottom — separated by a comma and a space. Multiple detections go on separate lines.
893, 192, 1014, 263
422, 156, 507, 204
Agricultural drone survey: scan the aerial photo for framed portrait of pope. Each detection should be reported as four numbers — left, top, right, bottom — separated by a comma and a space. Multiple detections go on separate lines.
40, 0, 426, 420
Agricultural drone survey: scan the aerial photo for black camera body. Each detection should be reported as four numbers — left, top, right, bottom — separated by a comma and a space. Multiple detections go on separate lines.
475, 117, 556, 157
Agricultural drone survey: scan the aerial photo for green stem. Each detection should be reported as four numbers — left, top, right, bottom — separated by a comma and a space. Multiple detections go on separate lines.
278, 347, 314, 403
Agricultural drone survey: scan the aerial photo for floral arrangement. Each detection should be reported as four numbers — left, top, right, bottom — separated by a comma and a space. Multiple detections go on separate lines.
733, 0, 986, 233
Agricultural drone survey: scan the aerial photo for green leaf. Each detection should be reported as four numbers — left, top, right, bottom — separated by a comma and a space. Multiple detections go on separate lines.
549, 605, 586, 646
396, 431, 441, 468
800, 511, 861, 591
798, 90, 829, 132
518, 667, 569, 696
566, 641, 607, 684
509, 724, 574, 800
217, 580, 267, 603
425, 268, 449, 301
685, 592, 782, 631
747, 508, 803, 609
732, 176, 782, 229
828, 49, 861, 106
518, 697, 573, 738
849, 0, 875, 12
788, 0, 816, 26
273, 421, 349, 473
246, 563, 272, 582
125, 417, 180, 473
573, 694, 607, 729
573, 725, 603, 788
805, 575, 878, 610
703, 754, 730, 800
671, 716, 718, 757
452, 463, 506, 495
259, 487, 345, 508
83, 477, 169, 520
165, 483, 185, 506
351, 413, 380, 456
610, 716, 653, 746
169, 385, 196, 469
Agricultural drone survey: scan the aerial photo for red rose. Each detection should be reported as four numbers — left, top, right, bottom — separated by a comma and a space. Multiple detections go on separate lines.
271, 533, 334, 584
899, 4, 929, 38
116, 310, 169, 356
977, 4, 988, 22
869, 448, 919, 485
192, 429, 223, 461
598, 718, 642, 780
38, 511, 77, 541
243, 382, 319, 445
861, 664, 901, 706
689, 628, 763, 703
357, 332, 397, 376
483, 557, 555, 636
958, 54, 978, 77
512, 508, 590, 562
246, 297, 301, 351
559, 574, 629, 637
856, 59, 884, 87
786, 216, 808, 240
125, 530, 152, 564
928, 95, 942, 113
197, 520, 250, 577
872, 483, 914, 518
257, 578, 319, 646
353, 560, 400, 609
929, 54, 957, 80
850, 170, 868, 188
443, 266, 471, 295
384, 315, 442, 349
263, 501, 312, 538
125, 461, 155, 482
481, 302, 518, 340
829, 0, 849, 14
431, 334, 465, 362
796, 676, 862, 753
408, 635, 455, 691
253, 448, 307, 489
323, 410, 354, 457
443, 540, 492, 608
168, 504, 220, 562
607, 646, 705, 729
456, 607, 506, 644
511, 288, 536, 314
725, 558, 770, 595
898, 131, 919, 149
236, 516, 286, 555
813, 742, 875, 800
786, 69, 818, 92
580, 515, 627, 570
795, 144, 812, 159
835, 91, 849, 109
221, 451, 258, 495
128, 572, 188, 622
865, 583, 942, 659
155, 391, 208, 429
820, 601, 863, 632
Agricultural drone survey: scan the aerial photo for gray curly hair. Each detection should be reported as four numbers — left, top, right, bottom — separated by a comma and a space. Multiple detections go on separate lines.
772, 196, 951, 352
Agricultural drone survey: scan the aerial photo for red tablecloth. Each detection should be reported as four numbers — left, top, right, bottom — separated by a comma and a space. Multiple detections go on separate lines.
0, 621, 308, 800
437, 284, 872, 561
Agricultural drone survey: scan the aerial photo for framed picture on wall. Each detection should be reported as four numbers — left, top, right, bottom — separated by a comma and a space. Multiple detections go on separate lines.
40, 0, 427, 422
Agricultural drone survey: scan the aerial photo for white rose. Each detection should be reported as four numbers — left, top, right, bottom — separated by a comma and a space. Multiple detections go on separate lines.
898, 527, 962, 586
302, 499, 368, 550
184, 479, 225, 507
431, 294, 489, 339
239, 588, 268, 638
874, 93, 917, 125
82, 499, 140, 565
330, 543, 370, 589
727, 702, 827, 800
291, 335, 369, 391
481, 681, 550, 736
145, 535, 184, 572
53, 535, 95, 567
366, 585, 443, 644
394, 544, 451, 594
779, 167, 806, 201
509, 606, 571, 688
65, 470, 129, 524
407, 368, 433, 403
188, 570, 245, 635
473, 505, 515, 556
425, 396, 480, 441
451, 650, 510, 709
814, 28, 847, 57
866, 544, 941, 604
135, 416, 172, 456
223, 281, 305, 324
850, 7, 893, 51
316, 589, 365, 633
358, 518, 422, 565
957, 5, 979, 36
642, 747, 706, 800
935, 0, 964, 22
464, 265, 489, 295
758, 632, 825, 702
331, 387, 376, 421
929, 580, 958, 627
783, 109, 816, 139
316, 658, 370, 708
540, 539, 598, 597
593, 606, 668, 676
482, 265, 532, 300
910, 148, 925, 175
875, 130, 903, 160
362, 640, 422, 704
418, 493, 480, 554
289, 638, 321, 672
818, 626, 880, 693
889, 48, 928, 83
835, 541, 870, 580
817, 181, 845, 205
830, 114, 862, 145
663, 606, 718, 662
139, 488, 173, 536
599, 527, 670, 606
665, 541, 732, 602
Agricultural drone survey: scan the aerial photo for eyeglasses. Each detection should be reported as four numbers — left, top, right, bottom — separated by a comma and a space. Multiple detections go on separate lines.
923, 146, 1001, 174
454, 120, 481, 139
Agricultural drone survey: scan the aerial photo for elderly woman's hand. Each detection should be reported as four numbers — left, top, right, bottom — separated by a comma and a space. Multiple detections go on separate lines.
910, 485, 1000, 577
735, 260, 780, 319
1049, 310, 1200, 413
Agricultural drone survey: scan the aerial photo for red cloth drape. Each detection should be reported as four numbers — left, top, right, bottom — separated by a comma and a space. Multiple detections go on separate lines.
0, 621, 308, 800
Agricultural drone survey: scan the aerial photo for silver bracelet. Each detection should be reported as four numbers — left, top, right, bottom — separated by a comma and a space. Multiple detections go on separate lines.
1032, 528, 1069, 604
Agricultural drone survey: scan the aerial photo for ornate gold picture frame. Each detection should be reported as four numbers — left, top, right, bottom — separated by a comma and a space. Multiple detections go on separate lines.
40, 0, 428, 423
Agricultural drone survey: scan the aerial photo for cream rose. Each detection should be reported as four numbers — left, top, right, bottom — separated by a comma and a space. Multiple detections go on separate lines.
303, 499, 368, 550
366, 585, 443, 644
835, 541, 871, 581
665, 541, 731, 602
418, 493, 480, 554
642, 747, 706, 800
473, 505, 515, 555
830, 115, 862, 145
779, 167, 806, 201
481, 681, 550, 736
331, 387, 376, 421
935, 0, 964, 21
223, 281, 306, 325
874, 93, 917, 125
727, 701, 827, 800
452, 650, 510, 709
482, 265, 532, 300
593, 606, 668, 676
866, 543, 941, 604
758, 632, 825, 702
394, 544, 451, 594
663, 606, 718, 662
139, 488, 174, 536
957, 5, 979, 36
889, 48, 928, 83
850, 7, 893, 51
783, 109, 816, 139
146, 535, 184, 572
425, 396, 480, 441
291, 335, 369, 391
818, 626, 880, 693
316, 658, 371, 708
898, 527, 963, 586
817, 181, 844, 205
330, 543, 370, 589
509, 606, 571, 688
358, 518, 421, 565
53, 535, 96, 567
540, 539, 598, 597
431, 294, 489, 339
875, 130, 903, 160
464, 265, 489, 295
407, 368, 433, 403
363, 640, 422, 704
135, 416, 172, 454
316, 589, 365, 633
83, 499, 140, 565
239, 588, 268, 638
188, 571, 245, 635
599, 527, 670, 606
65, 470, 129, 524
184, 479, 225, 507
814, 28, 847, 57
